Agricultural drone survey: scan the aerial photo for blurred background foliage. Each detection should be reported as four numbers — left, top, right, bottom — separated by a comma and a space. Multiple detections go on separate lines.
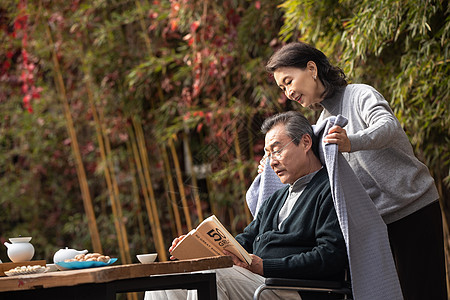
0, 0, 448, 282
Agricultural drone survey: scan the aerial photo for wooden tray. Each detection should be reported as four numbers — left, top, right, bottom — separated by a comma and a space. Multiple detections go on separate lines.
0, 260, 46, 277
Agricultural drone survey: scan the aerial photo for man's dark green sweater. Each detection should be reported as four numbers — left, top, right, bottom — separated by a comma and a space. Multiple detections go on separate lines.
235, 167, 347, 281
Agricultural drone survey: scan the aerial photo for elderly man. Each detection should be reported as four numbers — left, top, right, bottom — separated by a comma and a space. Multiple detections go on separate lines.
146, 111, 347, 300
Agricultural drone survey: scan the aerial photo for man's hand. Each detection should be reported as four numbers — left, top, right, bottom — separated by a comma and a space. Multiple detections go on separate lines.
223, 250, 264, 276
168, 234, 186, 260
257, 155, 267, 174
323, 125, 351, 152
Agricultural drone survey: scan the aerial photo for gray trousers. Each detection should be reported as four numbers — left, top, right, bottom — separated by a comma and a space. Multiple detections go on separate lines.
144, 265, 302, 300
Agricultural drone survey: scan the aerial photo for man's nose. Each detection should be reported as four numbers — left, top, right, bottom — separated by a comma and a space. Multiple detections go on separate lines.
270, 157, 278, 169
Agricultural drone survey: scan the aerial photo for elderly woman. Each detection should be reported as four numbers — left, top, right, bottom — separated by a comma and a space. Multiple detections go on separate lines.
260, 42, 446, 300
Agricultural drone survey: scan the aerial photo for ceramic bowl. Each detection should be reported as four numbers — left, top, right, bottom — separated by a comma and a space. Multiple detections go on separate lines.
136, 253, 157, 264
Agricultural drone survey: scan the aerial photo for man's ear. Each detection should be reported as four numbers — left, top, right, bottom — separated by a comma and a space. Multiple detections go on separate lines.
301, 134, 312, 151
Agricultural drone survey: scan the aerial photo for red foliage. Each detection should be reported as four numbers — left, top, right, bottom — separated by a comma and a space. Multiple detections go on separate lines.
8, 0, 42, 113
190, 21, 200, 32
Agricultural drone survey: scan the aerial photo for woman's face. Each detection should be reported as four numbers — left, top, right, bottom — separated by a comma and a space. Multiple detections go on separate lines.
273, 62, 325, 108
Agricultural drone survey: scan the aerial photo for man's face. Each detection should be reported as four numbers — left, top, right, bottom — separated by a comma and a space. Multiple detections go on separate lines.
265, 124, 311, 184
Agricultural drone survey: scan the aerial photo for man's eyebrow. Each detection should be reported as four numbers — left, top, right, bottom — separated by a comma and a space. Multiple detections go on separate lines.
264, 141, 281, 152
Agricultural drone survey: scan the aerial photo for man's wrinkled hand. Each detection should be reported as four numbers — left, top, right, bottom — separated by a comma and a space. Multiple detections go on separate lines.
168, 234, 186, 260
223, 250, 264, 276
257, 155, 267, 174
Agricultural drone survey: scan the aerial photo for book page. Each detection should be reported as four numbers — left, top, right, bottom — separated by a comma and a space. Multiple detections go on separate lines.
191, 229, 223, 256
169, 215, 252, 265
170, 229, 220, 260
196, 215, 252, 265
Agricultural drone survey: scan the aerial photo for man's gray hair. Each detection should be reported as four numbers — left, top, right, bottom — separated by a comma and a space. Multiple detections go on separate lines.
261, 111, 318, 157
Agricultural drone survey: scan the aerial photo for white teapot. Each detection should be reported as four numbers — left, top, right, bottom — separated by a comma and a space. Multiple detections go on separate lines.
4, 237, 35, 262
53, 247, 88, 263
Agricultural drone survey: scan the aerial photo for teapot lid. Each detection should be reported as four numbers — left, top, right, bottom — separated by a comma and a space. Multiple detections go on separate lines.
9, 237, 32, 243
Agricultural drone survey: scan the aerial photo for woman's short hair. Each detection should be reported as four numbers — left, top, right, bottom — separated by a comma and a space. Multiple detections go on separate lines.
261, 111, 319, 158
266, 42, 347, 99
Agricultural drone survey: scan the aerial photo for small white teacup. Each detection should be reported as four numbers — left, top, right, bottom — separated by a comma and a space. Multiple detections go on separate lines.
136, 253, 158, 264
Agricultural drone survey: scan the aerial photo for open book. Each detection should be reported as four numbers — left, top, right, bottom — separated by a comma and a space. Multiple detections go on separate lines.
170, 215, 252, 265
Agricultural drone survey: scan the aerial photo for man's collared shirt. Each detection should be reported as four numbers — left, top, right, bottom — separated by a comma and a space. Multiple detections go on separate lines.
278, 168, 322, 229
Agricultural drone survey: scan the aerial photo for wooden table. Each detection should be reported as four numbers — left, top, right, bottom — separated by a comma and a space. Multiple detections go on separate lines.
0, 256, 233, 300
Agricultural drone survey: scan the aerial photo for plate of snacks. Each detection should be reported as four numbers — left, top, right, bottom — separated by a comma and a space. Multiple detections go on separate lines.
5, 265, 49, 276
55, 253, 117, 270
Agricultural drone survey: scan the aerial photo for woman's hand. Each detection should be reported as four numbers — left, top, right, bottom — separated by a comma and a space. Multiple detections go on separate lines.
257, 155, 267, 174
323, 125, 351, 152
168, 234, 186, 260
223, 250, 264, 276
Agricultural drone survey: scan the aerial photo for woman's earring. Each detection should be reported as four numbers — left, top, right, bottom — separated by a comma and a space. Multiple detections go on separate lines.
313, 75, 317, 80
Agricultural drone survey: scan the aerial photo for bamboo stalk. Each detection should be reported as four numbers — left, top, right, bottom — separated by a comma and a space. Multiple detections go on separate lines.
182, 131, 203, 223
131, 119, 167, 261
160, 145, 183, 236
85, 79, 127, 263
136, 0, 193, 234
128, 126, 166, 259
439, 199, 450, 297
80, 52, 131, 263
86, 81, 137, 300
127, 140, 149, 253
99, 107, 132, 264
233, 123, 252, 224
129, 2, 169, 262
246, 112, 255, 163
205, 176, 217, 216
133, 118, 166, 259
134, 0, 152, 51
44, 23, 102, 253
169, 137, 193, 230
155, 85, 190, 232
166, 195, 177, 238
123, 0, 167, 254
196, 130, 218, 218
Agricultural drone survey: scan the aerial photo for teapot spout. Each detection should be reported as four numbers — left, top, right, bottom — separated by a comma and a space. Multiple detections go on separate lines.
4, 242, 11, 248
